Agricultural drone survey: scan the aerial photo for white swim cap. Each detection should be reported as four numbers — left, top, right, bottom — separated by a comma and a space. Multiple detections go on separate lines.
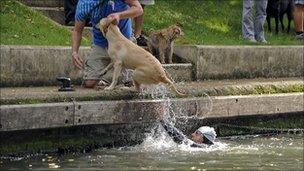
197, 126, 217, 143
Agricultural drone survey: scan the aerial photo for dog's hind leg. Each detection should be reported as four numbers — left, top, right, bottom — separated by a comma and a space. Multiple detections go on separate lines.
133, 80, 141, 91
286, 11, 293, 33
105, 60, 122, 90
132, 69, 146, 91
275, 15, 280, 34
279, 14, 285, 32
267, 16, 271, 32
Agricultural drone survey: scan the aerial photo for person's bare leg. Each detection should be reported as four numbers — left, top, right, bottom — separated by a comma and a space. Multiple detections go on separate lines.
294, 5, 304, 33
134, 5, 145, 38
84, 80, 99, 88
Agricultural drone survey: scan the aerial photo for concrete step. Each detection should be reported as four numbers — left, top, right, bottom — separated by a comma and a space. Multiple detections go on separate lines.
0, 45, 194, 87
0, 78, 302, 105
174, 45, 303, 80
18, 0, 64, 7
32, 7, 65, 25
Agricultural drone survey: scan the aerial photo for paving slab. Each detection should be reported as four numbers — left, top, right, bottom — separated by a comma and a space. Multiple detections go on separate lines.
0, 78, 302, 105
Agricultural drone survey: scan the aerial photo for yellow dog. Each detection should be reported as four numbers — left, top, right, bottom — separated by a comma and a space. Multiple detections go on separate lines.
98, 18, 185, 97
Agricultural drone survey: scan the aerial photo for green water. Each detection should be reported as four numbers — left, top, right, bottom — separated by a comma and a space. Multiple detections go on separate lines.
1, 134, 303, 170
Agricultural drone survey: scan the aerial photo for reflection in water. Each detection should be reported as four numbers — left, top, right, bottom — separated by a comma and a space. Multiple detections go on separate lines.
1, 133, 303, 170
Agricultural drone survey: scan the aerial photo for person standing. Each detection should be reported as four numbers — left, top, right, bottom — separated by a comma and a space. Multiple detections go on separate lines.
64, 0, 78, 26
71, 0, 143, 88
294, 0, 304, 40
133, 0, 155, 46
242, 0, 268, 43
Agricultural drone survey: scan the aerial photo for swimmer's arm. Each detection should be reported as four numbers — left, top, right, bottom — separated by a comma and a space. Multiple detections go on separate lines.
160, 120, 187, 144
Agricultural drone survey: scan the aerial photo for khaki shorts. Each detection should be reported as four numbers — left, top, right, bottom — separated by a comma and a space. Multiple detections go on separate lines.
83, 45, 133, 84
83, 45, 110, 80
139, 0, 155, 5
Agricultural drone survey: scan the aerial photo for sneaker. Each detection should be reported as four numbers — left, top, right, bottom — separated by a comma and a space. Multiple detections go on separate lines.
136, 35, 148, 46
295, 33, 304, 40
97, 79, 110, 86
245, 37, 257, 43
258, 39, 268, 44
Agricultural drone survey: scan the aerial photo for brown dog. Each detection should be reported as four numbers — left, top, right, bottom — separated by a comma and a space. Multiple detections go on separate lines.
147, 25, 184, 64
98, 18, 185, 97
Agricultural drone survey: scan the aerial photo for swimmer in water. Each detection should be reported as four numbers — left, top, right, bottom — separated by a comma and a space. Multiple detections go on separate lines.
160, 120, 217, 147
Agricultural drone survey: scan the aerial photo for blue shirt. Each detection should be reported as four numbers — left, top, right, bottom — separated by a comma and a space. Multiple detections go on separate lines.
75, 0, 132, 48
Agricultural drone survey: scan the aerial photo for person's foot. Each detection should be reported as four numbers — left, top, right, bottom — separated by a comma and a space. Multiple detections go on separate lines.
136, 35, 148, 46
295, 33, 304, 40
245, 37, 257, 43
257, 39, 268, 44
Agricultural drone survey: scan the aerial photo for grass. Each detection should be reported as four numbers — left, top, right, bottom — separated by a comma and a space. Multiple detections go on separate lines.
0, 0, 302, 45
143, 0, 302, 45
0, 0, 90, 46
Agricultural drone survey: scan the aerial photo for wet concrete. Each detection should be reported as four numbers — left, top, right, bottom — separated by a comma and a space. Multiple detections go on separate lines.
0, 78, 302, 105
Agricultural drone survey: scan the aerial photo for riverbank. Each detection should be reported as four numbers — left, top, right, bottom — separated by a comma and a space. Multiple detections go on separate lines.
1, 78, 303, 155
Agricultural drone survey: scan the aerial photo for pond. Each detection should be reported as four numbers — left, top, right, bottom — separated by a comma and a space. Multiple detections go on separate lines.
1, 132, 303, 170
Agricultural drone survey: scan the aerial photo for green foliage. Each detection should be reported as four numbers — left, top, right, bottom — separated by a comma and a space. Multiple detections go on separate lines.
143, 0, 301, 45
0, 0, 90, 45
0, 0, 301, 45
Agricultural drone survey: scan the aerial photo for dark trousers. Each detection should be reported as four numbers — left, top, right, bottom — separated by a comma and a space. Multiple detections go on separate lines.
64, 0, 78, 25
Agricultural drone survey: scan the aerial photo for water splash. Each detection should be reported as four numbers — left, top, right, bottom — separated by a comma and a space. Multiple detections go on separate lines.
139, 84, 171, 99
129, 123, 228, 153
136, 84, 217, 151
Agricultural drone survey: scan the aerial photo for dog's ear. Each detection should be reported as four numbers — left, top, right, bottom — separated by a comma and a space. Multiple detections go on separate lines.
173, 26, 184, 36
98, 18, 109, 36
106, 16, 119, 26
110, 18, 119, 25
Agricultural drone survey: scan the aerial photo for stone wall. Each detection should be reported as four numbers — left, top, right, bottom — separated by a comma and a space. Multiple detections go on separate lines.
174, 45, 304, 80
1, 93, 302, 131
0, 45, 192, 87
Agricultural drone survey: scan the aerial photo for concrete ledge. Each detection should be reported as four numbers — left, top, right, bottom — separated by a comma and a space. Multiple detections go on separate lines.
33, 7, 65, 25
0, 100, 164, 131
0, 45, 192, 87
18, 0, 64, 7
1, 93, 302, 132
1, 78, 302, 105
0, 103, 74, 131
174, 45, 304, 80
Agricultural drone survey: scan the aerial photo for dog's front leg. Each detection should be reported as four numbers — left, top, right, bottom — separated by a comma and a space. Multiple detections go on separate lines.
166, 42, 174, 64
105, 60, 122, 90
100, 62, 114, 76
159, 47, 166, 64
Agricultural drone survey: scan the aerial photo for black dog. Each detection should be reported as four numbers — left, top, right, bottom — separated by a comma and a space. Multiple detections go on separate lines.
266, 0, 294, 34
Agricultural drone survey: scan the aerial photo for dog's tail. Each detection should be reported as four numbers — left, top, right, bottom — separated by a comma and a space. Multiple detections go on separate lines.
162, 76, 187, 97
